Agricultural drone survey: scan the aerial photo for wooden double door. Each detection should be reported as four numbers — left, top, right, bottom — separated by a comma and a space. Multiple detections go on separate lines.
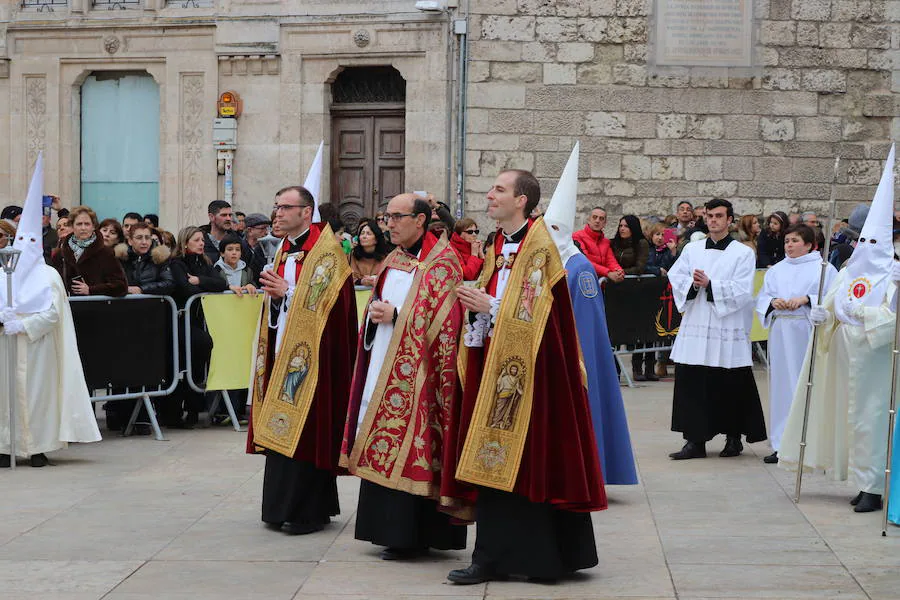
330, 111, 405, 230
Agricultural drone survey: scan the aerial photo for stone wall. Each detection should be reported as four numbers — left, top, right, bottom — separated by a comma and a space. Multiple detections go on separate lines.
462, 0, 900, 232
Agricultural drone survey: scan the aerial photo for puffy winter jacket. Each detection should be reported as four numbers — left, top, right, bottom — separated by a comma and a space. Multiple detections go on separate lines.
115, 243, 176, 296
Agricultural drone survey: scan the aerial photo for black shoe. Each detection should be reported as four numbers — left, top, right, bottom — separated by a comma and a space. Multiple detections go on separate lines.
0, 454, 9, 468
719, 436, 744, 458
763, 451, 779, 464
167, 419, 194, 430
853, 492, 883, 513
30, 453, 49, 468
850, 491, 864, 506
448, 563, 503, 585
380, 547, 427, 561
283, 521, 324, 535
185, 411, 199, 427
632, 370, 647, 382
669, 441, 707, 460
643, 368, 660, 382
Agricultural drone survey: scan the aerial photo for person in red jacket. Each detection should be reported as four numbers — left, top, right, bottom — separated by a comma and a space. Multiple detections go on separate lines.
572, 207, 625, 282
449, 217, 485, 281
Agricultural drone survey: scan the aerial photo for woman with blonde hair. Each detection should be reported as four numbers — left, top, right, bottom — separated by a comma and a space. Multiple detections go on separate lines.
737, 215, 762, 252
51, 205, 127, 297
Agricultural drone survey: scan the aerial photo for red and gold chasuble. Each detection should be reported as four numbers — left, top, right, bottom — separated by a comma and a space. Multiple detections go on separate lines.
247, 224, 353, 459
340, 234, 464, 501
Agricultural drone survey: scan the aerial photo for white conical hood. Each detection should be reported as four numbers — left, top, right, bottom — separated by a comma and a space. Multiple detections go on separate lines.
0, 153, 53, 314
543, 142, 580, 266
303, 141, 324, 222
835, 143, 895, 325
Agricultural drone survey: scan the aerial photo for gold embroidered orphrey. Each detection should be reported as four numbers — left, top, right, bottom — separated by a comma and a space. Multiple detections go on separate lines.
252, 224, 351, 458
456, 218, 566, 491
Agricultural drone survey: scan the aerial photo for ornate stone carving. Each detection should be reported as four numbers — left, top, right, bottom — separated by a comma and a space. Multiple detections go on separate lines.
353, 29, 371, 48
0, 60, 9, 79
25, 76, 46, 173
180, 74, 205, 224
104, 36, 121, 54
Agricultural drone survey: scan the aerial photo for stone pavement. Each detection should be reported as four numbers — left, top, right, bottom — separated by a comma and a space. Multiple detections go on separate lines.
1, 371, 898, 600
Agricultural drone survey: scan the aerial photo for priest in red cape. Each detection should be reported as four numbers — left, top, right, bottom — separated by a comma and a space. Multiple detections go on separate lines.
340, 193, 468, 560
245, 185, 357, 535
446, 169, 607, 584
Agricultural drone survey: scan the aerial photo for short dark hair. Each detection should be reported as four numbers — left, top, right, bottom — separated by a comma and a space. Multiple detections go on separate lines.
784, 223, 816, 247
218, 233, 244, 254
704, 198, 733, 219
207, 200, 231, 216
235, 211, 245, 218
143, 213, 159, 227
275, 186, 315, 207
123, 212, 142, 222
412, 198, 432, 229
676, 201, 693, 210
501, 169, 541, 217
57, 208, 70, 219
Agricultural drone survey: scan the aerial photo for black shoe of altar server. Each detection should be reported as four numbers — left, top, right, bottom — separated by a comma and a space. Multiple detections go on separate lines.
669, 441, 706, 460
719, 436, 744, 458
379, 547, 428, 561
447, 563, 505, 585
763, 451, 778, 464
283, 521, 325, 535
30, 453, 49, 468
853, 492, 883, 513
0, 454, 9, 468
850, 491, 864, 506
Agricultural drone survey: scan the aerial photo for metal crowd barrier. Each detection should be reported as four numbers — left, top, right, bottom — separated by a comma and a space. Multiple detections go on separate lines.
69, 294, 179, 441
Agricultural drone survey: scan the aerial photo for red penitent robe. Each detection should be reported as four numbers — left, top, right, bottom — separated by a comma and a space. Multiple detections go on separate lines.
443, 225, 607, 513
245, 224, 358, 472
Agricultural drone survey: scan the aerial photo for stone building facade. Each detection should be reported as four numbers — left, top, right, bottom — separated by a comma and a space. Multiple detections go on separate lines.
0, 0, 897, 233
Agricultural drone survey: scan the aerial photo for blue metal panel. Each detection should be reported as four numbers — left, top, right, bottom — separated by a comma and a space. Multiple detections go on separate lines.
81, 73, 160, 221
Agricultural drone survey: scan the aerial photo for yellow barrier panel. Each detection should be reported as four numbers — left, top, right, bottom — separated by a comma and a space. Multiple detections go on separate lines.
750, 269, 768, 343
202, 293, 265, 390
355, 288, 372, 326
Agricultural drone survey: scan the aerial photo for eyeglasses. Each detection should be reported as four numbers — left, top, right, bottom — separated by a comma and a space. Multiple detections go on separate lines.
464, 229, 480, 235
273, 204, 310, 212
383, 212, 415, 222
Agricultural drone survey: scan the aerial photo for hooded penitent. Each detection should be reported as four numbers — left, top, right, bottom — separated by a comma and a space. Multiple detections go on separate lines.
303, 141, 324, 223
543, 142, 581, 267
835, 144, 895, 326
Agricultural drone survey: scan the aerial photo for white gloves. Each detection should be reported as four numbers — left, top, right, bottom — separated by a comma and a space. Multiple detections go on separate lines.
847, 300, 867, 322
809, 305, 830, 326
2, 318, 23, 336
892, 261, 900, 283
0, 306, 17, 323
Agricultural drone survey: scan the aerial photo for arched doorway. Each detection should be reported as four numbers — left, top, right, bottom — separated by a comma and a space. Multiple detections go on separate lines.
80, 71, 160, 220
330, 66, 406, 229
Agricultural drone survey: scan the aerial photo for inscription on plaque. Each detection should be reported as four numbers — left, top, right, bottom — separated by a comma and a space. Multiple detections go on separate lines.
653, 0, 753, 67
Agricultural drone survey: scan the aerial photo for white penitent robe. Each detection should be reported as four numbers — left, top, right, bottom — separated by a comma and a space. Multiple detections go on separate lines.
357, 264, 416, 429
755, 253, 837, 452
779, 269, 896, 494
0, 265, 102, 456
669, 237, 756, 368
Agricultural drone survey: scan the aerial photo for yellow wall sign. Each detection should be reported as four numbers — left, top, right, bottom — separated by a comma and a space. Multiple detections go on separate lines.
217, 91, 242, 118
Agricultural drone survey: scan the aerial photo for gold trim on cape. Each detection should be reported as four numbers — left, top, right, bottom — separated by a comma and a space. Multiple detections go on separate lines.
456, 218, 566, 491
251, 224, 351, 458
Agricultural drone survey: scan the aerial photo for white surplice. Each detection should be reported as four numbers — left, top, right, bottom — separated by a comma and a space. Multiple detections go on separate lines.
0, 265, 101, 456
669, 238, 756, 368
755, 253, 837, 451
357, 259, 416, 429
779, 268, 896, 494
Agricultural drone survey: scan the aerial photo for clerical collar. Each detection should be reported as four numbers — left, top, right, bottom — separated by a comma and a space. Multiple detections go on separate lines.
402, 234, 425, 258
287, 229, 310, 250
501, 221, 529, 244
705, 234, 734, 251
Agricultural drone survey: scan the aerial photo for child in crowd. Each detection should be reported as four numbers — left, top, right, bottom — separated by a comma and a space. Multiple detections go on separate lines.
215, 234, 256, 294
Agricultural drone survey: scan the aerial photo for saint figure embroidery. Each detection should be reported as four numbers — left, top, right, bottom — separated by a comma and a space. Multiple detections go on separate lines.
516, 251, 547, 322
306, 255, 336, 311
254, 338, 267, 400
281, 342, 311, 405
488, 358, 526, 430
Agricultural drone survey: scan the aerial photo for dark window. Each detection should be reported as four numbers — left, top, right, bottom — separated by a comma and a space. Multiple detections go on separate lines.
21, 0, 67, 11
332, 67, 406, 104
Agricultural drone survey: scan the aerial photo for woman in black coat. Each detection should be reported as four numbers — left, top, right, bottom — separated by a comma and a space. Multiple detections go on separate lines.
756, 211, 788, 268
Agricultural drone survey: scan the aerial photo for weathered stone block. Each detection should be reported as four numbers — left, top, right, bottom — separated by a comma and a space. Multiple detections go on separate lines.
792, 158, 839, 182
605, 180, 636, 196
851, 24, 892, 49
832, 49, 868, 68
819, 23, 853, 48
606, 139, 644, 152
801, 69, 846, 93
589, 0, 618, 16
481, 16, 536, 42
480, 150, 535, 173
760, 20, 796, 46
533, 110, 585, 135
612, 63, 647, 86
557, 42, 595, 62
490, 62, 542, 82
635, 181, 698, 196
466, 151, 481, 176
833, 0, 880, 20
543, 63, 577, 85
577, 63, 612, 85
577, 18, 609, 42
622, 154, 651, 179
796, 117, 842, 141
643, 140, 672, 155
651, 156, 684, 180
751, 157, 792, 181
590, 153, 622, 178
521, 42, 557, 62
782, 141, 838, 157
723, 156, 756, 180
762, 68, 802, 90
684, 156, 723, 181
586, 111, 626, 137
723, 115, 764, 140
625, 113, 656, 138
623, 43, 647, 62
605, 17, 648, 43
785, 183, 832, 199
791, 0, 832, 21
557, 0, 593, 17
867, 50, 898, 71
842, 118, 890, 141
469, 83, 527, 109
739, 181, 786, 197
488, 110, 535, 133
777, 47, 834, 68
647, 69, 691, 88
518, 134, 559, 151
517, 0, 556, 16
699, 181, 738, 197
669, 140, 706, 155
657, 114, 686, 139
863, 94, 900, 117
524, 86, 560, 109
468, 61, 491, 83
616, 0, 649, 17
467, 133, 521, 150
536, 17, 579, 42
707, 140, 766, 156
770, 0, 792, 19
796, 22, 819, 46
686, 115, 724, 140
469, 41, 523, 62
760, 117, 796, 141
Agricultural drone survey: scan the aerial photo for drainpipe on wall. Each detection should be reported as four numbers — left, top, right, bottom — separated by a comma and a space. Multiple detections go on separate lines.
454, 12, 468, 219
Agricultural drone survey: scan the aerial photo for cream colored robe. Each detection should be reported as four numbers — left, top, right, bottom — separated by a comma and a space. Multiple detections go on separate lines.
779, 269, 895, 494
0, 265, 101, 457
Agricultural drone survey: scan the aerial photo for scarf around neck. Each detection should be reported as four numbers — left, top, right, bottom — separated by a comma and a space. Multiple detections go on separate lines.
69, 233, 96, 261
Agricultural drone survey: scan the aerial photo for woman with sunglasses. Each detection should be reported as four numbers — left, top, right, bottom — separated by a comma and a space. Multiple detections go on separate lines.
450, 218, 485, 281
